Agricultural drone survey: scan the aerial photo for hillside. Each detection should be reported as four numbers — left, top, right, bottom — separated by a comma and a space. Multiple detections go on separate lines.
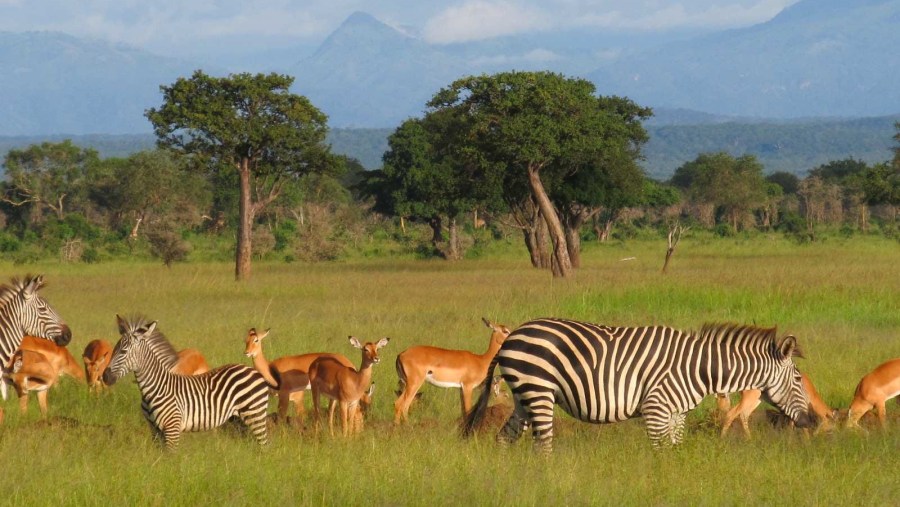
3, 116, 894, 180
588, 0, 900, 118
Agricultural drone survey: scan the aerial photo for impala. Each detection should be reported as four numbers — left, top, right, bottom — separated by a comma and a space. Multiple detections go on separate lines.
3, 349, 58, 416
394, 318, 511, 424
172, 348, 210, 375
83, 339, 113, 393
309, 336, 389, 437
719, 372, 836, 436
19, 335, 84, 383
846, 357, 900, 429
243, 327, 354, 421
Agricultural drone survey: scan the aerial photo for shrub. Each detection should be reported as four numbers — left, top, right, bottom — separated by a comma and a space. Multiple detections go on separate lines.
146, 229, 191, 267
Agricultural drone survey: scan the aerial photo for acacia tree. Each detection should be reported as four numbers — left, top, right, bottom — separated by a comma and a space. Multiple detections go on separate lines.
371, 117, 475, 260
146, 71, 331, 280
428, 72, 649, 277
2, 140, 98, 223
672, 152, 768, 233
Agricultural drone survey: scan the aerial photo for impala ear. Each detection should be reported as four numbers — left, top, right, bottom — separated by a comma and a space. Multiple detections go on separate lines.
482, 317, 493, 329
259, 328, 271, 340
349, 336, 362, 349
499, 325, 511, 336
376, 337, 389, 349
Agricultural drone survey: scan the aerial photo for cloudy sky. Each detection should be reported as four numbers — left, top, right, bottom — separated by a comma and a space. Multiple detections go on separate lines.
0, 0, 800, 55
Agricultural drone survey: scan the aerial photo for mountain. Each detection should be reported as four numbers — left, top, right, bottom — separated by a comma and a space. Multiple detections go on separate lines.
587, 0, 900, 118
0, 31, 204, 136
290, 12, 468, 128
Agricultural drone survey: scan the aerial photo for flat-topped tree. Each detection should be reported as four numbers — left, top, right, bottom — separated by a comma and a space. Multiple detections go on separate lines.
146, 70, 332, 280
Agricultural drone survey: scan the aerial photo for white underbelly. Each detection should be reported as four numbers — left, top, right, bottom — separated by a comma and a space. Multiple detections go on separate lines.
425, 374, 462, 389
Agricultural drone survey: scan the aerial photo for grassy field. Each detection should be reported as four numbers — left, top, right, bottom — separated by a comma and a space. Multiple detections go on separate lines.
0, 234, 898, 505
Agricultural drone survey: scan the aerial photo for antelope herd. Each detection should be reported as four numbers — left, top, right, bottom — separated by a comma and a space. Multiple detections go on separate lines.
0, 274, 898, 450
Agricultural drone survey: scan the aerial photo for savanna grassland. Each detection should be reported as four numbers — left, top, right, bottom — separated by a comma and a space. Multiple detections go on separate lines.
0, 235, 898, 506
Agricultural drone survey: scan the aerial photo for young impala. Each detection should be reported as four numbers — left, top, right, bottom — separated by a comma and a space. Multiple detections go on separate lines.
243, 327, 354, 421
393, 318, 511, 424
308, 336, 389, 437
719, 372, 836, 436
83, 339, 113, 393
846, 357, 900, 429
19, 336, 84, 383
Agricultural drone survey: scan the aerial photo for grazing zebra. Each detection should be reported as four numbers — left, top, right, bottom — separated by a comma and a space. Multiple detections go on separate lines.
102, 315, 270, 450
0, 275, 72, 401
463, 319, 813, 452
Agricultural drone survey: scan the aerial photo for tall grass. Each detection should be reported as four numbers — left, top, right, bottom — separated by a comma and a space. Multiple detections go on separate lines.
0, 235, 897, 505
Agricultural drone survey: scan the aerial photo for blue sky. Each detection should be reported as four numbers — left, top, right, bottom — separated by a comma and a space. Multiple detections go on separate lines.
0, 0, 799, 55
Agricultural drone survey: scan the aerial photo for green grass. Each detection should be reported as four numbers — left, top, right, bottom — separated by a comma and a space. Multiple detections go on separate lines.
0, 235, 898, 505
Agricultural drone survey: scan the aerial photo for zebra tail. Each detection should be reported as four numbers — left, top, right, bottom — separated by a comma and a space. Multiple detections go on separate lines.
461, 353, 500, 438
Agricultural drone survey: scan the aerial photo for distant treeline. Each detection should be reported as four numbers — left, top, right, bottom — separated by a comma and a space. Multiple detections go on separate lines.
2, 114, 897, 178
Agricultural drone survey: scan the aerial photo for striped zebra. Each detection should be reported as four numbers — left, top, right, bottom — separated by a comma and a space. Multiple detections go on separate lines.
102, 315, 270, 450
0, 275, 71, 400
463, 318, 813, 452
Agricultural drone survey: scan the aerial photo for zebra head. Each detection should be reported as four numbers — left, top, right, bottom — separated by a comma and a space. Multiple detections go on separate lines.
4, 275, 72, 347
762, 334, 814, 429
102, 314, 158, 386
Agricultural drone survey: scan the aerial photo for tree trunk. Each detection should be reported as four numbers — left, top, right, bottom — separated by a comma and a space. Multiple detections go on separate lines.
562, 212, 584, 269
447, 217, 460, 261
534, 213, 551, 269
235, 157, 253, 281
527, 164, 572, 278
429, 216, 443, 249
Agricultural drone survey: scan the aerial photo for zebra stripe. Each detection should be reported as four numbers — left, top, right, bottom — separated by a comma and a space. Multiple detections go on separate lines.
464, 318, 813, 452
0, 275, 71, 400
103, 315, 269, 450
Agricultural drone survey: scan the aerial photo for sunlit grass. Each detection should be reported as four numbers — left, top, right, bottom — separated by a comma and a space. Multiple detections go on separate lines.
0, 234, 898, 505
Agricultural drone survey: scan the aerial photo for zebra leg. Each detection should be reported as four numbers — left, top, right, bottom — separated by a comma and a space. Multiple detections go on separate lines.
496, 402, 529, 447
160, 418, 183, 452
642, 390, 688, 447
238, 403, 270, 446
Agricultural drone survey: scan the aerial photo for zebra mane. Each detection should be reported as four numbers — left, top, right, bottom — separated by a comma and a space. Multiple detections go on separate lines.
123, 315, 180, 369
696, 322, 778, 344
0, 275, 42, 310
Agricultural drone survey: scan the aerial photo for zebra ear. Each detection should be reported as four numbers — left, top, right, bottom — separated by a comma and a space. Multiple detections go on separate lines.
140, 321, 158, 339
116, 314, 128, 335
778, 335, 801, 359
22, 276, 42, 301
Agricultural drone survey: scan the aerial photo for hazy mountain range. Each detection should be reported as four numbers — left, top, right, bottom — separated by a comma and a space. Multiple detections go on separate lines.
0, 0, 897, 162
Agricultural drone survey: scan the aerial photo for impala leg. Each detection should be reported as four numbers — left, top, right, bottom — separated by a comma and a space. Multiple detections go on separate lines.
18, 392, 29, 414
37, 390, 49, 417
328, 399, 338, 437
292, 390, 306, 421
394, 376, 425, 424
340, 402, 351, 437
846, 399, 872, 429
311, 387, 322, 434
460, 386, 474, 419
876, 401, 887, 428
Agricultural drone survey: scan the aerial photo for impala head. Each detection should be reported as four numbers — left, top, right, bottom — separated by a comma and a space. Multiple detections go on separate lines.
102, 315, 158, 386
482, 317, 511, 346
349, 336, 389, 367
764, 334, 814, 429
3, 275, 72, 347
83, 350, 112, 388
244, 327, 270, 358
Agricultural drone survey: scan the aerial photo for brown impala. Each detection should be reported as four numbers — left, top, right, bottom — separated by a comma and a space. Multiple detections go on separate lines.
309, 336, 389, 437
846, 357, 900, 428
393, 318, 511, 424
243, 327, 354, 422
19, 336, 84, 383
83, 339, 113, 393
172, 348, 210, 375
3, 349, 60, 416
718, 372, 836, 436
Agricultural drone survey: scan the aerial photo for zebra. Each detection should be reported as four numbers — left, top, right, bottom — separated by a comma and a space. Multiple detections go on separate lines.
0, 275, 72, 401
102, 315, 270, 450
463, 318, 813, 452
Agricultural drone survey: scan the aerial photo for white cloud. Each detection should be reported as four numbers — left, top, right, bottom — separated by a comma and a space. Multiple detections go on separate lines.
573, 0, 797, 31
423, 1, 548, 44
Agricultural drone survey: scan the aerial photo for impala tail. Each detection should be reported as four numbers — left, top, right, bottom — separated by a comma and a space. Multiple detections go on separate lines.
395, 355, 407, 396
462, 353, 500, 437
